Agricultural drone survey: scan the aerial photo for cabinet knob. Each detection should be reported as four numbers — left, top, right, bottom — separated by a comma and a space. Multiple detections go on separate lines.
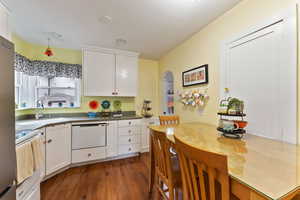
129, 122, 132, 125
88, 153, 92, 157
18, 191, 24, 197
128, 138, 131, 142
47, 139, 52, 143
128, 148, 132, 151
128, 130, 132, 133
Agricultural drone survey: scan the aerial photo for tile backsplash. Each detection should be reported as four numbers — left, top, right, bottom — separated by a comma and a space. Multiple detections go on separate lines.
16, 96, 136, 116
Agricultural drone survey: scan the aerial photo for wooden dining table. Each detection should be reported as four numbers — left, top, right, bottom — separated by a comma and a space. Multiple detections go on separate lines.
149, 122, 300, 200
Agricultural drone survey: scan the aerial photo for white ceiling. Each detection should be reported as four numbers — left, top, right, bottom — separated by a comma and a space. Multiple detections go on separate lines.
3, 0, 241, 59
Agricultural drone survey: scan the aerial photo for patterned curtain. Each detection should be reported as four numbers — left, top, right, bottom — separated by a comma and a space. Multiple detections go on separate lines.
14, 53, 82, 79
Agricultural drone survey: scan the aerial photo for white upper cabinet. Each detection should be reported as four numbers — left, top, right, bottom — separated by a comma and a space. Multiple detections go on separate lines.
83, 47, 139, 97
83, 50, 115, 96
0, 2, 10, 41
115, 55, 138, 97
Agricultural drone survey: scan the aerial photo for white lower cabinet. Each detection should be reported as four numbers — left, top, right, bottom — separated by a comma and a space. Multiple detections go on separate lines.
119, 135, 140, 145
118, 119, 141, 155
118, 144, 140, 154
141, 117, 159, 152
72, 147, 106, 163
45, 124, 71, 176
41, 118, 144, 178
39, 129, 46, 180
106, 121, 117, 157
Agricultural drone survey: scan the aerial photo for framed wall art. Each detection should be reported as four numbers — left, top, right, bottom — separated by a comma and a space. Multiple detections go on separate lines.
182, 64, 208, 87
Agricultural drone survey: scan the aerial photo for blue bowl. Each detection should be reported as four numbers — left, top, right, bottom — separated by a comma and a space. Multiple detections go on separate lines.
87, 112, 97, 118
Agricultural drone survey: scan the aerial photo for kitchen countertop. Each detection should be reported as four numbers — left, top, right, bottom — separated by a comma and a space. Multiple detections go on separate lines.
16, 115, 143, 132
150, 122, 300, 200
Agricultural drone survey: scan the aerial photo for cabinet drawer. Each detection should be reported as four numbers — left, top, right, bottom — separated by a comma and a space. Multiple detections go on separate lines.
118, 144, 140, 155
118, 126, 141, 136
118, 119, 141, 127
72, 147, 106, 164
119, 135, 141, 145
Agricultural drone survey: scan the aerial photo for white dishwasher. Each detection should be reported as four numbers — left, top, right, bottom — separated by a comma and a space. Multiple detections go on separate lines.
72, 122, 108, 150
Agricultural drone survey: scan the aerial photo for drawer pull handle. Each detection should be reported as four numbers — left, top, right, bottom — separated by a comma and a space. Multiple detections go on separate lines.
88, 153, 92, 157
128, 148, 131, 151
128, 139, 131, 142
18, 191, 24, 196
47, 139, 52, 143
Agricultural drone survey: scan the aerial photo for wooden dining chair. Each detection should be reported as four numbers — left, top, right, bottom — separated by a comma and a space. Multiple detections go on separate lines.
174, 136, 230, 200
151, 130, 182, 200
159, 115, 180, 125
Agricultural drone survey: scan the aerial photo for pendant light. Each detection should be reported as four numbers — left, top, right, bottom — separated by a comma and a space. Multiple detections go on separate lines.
44, 38, 54, 57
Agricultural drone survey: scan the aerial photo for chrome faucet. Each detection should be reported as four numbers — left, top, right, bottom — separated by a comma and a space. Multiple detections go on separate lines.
35, 100, 44, 120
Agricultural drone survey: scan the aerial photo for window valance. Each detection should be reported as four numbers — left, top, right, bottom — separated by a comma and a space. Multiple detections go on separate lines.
14, 53, 82, 79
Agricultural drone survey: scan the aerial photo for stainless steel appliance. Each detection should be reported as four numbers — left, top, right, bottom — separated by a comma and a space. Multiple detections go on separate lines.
72, 122, 108, 150
0, 36, 16, 200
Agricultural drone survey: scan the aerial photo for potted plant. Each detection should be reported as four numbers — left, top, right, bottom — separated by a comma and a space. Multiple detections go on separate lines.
227, 98, 244, 114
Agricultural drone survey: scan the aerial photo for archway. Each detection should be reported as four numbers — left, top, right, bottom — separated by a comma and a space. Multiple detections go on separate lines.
162, 71, 174, 115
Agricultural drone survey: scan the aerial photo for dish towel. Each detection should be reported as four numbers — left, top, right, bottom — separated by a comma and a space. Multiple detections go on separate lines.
31, 136, 44, 171
16, 142, 34, 184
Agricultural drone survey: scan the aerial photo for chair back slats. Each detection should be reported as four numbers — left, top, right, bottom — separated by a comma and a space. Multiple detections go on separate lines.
175, 136, 230, 200
197, 163, 207, 200
151, 130, 174, 182
159, 115, 180, 125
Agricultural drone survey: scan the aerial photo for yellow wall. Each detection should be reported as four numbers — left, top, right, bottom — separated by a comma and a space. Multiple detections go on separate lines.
13, 34, 159, 116
159, 0, 300, 129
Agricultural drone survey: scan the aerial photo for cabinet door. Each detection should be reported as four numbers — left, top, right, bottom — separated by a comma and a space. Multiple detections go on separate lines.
0, 3, 10, 41
115, 55, 138, 96
106, 121, 117, 157
83, 50, 115, 96
40, 128, 46, 180
45, 124, 71, 175
141, 118, 159, 152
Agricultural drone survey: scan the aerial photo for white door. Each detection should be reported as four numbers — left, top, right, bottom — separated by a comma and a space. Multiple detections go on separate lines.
106, 121, 117, 157
222, 16, 297, 143
115, 55, 138, 96
46, 124, 71, 175
83, 50, 115, 96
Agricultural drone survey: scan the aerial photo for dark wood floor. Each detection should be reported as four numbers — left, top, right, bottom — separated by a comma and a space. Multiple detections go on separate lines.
41, 153, 158, 200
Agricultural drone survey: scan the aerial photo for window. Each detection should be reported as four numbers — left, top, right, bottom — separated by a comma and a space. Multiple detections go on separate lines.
15, 71, 81, 109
